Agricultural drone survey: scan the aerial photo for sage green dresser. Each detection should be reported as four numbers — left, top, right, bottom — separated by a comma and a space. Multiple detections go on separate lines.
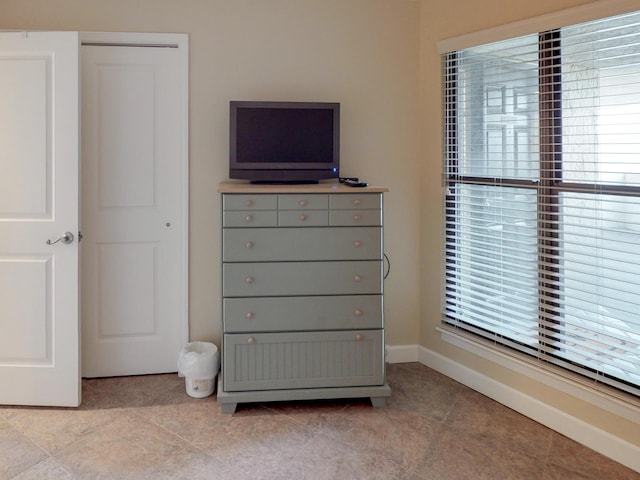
217, 181, 391, 414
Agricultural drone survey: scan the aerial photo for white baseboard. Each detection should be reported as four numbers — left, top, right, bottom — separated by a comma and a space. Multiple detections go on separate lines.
416, 345, 640, 474
385, 344, 420, 364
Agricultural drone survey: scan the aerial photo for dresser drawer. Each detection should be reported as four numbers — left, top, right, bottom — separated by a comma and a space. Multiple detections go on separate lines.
278, 210, 329, 226
223, 329, 384, 391
223, 227, 382, 262
278, 194, 328, 210
330, 193, 382, 210
223, 194, 278, 211
223, 295, 383, 332
223, 211, 278, 227
223, 260, 382, 297
329, 209, 382, 226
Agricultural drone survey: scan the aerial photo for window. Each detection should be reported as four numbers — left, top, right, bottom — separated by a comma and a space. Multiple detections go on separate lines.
442, 10, 640, 396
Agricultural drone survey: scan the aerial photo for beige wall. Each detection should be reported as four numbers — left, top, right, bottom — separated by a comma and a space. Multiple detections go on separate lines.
419, 0, 640, 448
0, 0, 422, 346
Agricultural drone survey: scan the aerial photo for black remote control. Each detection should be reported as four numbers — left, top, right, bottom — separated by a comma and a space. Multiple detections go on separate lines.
342, 178, 368, 187
339, 177, 368, 187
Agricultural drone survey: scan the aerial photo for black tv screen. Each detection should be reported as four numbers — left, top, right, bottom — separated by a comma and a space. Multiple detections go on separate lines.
229, 101, 340, 184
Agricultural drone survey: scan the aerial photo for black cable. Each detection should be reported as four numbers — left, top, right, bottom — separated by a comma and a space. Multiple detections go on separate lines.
384, 253, 390, 279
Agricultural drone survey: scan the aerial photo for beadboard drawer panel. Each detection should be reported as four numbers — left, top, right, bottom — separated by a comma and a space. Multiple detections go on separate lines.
223, 227, 382, 262
223, 211, 278, 227
329, 209, 382, 226
223, 261, 382, 297
278, 210, 329, 227
223, 194, 278, 211
330, 193, 382, 210
223, 330, 384, 391
278, 194, 328, 210
223, 295, 383, 332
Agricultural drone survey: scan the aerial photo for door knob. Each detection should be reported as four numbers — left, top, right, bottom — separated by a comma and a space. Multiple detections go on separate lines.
46, 232, 74, 245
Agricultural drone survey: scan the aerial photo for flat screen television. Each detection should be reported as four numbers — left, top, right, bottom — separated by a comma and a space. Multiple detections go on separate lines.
229, 101, 340, 184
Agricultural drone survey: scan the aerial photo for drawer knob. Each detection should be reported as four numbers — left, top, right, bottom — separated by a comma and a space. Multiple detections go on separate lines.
299, 200, 308, 207
299, 214, 307, 221
245, 276, 254, 284
246, 241, 254, 249
353, 199, 361, 206
354, 309, 363, 317
247, 337, 256, 345
246, 200, 254, 207
353, 214, 361, 221
353, 240, 362, 248
244, 215, 253, 222
353, 275, 362, 282
356, 334, 364, 341
246, 312, 254, 320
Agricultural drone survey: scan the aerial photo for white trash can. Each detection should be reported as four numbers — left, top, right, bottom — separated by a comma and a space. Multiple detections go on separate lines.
177, 342, 220, 398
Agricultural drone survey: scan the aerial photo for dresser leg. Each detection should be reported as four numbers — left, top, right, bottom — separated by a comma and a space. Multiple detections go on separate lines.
370, 396, 387, 408
220, 402, 237, 414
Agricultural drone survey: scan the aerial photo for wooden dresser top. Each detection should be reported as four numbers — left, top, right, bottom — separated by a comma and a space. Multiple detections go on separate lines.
218, 180, 388, 194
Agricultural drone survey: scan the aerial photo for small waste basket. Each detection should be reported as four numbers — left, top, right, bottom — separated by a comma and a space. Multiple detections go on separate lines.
177, 342, 220, 398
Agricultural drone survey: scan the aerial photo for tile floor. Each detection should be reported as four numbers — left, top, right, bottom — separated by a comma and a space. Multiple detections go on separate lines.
1, 362, 638, 479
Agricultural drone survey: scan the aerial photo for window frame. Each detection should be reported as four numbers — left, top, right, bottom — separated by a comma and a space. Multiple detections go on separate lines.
442, 17, 640, 397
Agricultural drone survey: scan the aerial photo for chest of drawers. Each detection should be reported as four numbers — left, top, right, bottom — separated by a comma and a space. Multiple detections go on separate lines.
217, 182, 391, 413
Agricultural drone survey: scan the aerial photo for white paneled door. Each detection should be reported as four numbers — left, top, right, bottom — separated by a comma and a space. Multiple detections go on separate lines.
80, 34, 188, 378
0, 32, 188, 406
0, 32, 81, 407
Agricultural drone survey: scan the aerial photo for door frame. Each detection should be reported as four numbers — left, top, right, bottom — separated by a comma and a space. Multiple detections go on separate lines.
80, 32, 190, 375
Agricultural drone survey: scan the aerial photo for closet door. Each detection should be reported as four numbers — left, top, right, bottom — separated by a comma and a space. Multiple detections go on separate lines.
80, 33, 189, 377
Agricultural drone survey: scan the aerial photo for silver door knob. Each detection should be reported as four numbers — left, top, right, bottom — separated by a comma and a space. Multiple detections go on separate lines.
46, 232, 74, 245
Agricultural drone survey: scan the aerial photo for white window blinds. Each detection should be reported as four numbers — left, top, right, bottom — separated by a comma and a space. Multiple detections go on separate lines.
442, 10, 640, 396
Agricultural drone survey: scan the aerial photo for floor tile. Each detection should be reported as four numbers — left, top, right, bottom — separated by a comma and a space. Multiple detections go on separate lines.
545, 432, 640, 480
385, 362, 463, 421
7, 406, 116, 455
259, 398, 353, 428
0, 423, 47, 480
445, 389, 554, 459
419, 424, 546, 480
142, 445, 240, 480
135, 383, 226, 443
190, 407, 316, 467
80, 373, 184, 411
10, 457, 75, 480
314, 403, 439, 473
282, 431, 412, 480
53, 411, 191, 479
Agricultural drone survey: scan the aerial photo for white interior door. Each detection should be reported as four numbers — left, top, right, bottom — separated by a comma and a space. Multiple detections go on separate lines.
0, 32, 80, 407
80, 33, 188, 378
